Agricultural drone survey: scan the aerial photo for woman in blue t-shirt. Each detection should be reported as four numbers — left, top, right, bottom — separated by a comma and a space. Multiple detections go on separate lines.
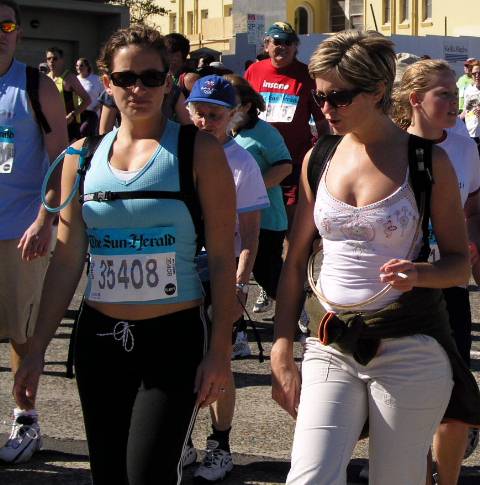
226, 74, 293, 315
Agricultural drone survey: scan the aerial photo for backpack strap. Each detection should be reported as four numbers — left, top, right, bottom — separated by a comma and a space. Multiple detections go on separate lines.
177, 124, 203, 253
407, 134, 434, 262
307, 134, 343, 195
79, 126, 204, 253
26, 66, 51, 134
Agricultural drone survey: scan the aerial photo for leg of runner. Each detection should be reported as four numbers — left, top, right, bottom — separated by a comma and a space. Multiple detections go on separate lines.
194, 371, 235, 482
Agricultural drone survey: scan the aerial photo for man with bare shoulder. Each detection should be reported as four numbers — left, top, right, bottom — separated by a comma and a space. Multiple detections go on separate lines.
0, 0, 68, 464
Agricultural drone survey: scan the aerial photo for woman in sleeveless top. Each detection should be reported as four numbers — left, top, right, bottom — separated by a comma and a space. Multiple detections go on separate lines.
392, 58, 480, 485
271, 30, 472, 485
13, 26, 237, 485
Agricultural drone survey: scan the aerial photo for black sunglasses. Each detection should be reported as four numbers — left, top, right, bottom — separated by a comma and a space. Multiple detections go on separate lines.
0, 21, 17, 34
311, 88, 364, 108
110, 70, 168, 88
271, 38, 294, 47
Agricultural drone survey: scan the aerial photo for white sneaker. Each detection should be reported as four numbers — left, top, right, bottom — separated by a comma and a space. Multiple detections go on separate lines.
464, 427, 479, 459
232, 331, 251, 359
182, 443, 197, 467
298, 308, 310, 334
252, 288, 272, 313
194, 439, 233, 482
0, 414, 42, 463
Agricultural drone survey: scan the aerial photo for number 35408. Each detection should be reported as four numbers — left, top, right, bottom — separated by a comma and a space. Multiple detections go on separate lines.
94, 258, 161, 290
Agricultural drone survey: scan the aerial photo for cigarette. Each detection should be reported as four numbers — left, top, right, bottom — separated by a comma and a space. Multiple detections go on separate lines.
396, 272, 408, 279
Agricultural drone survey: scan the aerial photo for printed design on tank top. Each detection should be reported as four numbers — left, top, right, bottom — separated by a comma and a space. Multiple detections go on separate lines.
87, 226, 177, 303
0, 126, 14, 174
376, 206, 415, 239
317, 175, 418, 260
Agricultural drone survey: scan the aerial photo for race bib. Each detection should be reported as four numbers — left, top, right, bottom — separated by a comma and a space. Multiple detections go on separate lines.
0, 126, 14, 174
87, 227, 177, 302
259, 92, 299, 123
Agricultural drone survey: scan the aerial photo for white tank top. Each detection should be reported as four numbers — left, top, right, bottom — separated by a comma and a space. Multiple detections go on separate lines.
313, 164, 423, 311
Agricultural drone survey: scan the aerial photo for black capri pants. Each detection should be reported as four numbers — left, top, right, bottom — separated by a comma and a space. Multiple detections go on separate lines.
443, 286, 472, 367
252, 228, 286, 299
74, 303, 208, 485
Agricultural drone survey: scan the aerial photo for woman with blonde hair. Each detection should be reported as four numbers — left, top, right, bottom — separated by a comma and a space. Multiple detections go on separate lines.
392, 58, 480, 485
271, 30, 480, 485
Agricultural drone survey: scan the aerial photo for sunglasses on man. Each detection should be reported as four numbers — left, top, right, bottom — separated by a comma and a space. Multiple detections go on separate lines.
0, 21, 17, 34
110, 70, 168, 88
311, 88, 364, 109
270, 38, 295, 47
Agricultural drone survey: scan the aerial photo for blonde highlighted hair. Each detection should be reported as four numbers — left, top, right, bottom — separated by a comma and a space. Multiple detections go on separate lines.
308, 30, 396, 113
391, 59, 455, 129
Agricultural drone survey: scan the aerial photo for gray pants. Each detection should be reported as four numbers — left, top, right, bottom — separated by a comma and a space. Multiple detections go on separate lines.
287, 334, 453, 485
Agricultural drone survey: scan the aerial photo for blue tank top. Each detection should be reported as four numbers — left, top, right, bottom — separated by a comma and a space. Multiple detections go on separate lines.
82, 121, 203, 304
0, 59, 50, 239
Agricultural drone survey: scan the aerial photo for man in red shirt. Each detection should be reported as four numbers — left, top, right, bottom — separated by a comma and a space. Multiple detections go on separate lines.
245, 21, 327, 317
245, 22, 328, 231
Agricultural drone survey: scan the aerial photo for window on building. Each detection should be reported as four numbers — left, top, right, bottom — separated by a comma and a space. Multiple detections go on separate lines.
224, 4, 232, 17
295, 7, 309, 34
201, 9, 208, 20
400, 0, 409, 22
330, 0, 346, 32
330, 0, 363, 31
187, 10, 193, 34
169, 13, 176, 32
383, 0, 391, 24
423, 0, 432, 20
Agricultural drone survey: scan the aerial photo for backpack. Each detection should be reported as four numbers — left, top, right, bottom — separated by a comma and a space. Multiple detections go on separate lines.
25, 66, 51, 134
77, 124, 204, 254
307, 133, 434, 262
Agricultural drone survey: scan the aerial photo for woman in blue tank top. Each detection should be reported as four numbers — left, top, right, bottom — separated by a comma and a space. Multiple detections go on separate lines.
13, 25, 237, 485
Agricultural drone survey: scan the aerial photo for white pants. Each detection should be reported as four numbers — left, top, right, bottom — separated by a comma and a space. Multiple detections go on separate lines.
287, 335, 453, 485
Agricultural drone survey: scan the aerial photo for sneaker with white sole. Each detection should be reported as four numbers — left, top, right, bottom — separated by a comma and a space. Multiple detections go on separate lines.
182, 443, 197, 467
464, 427, 479, 459
0, 414, 42, 463
232, 331, 251, 359
194, 439, 233, 482
252, 288, 272, 313
298, 308, 310, 335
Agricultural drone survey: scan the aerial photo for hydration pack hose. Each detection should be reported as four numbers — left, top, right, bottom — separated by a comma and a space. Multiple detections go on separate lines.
41, 146, 87, 213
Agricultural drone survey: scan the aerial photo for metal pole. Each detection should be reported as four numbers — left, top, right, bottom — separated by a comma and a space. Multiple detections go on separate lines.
370, 3, 378, 31
444, 16, 447, 36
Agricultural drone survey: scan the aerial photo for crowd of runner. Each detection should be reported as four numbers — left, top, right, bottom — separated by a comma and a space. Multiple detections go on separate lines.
1, 0, 480, 484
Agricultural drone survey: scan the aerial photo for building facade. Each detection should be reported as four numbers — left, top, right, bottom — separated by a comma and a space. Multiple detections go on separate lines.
151, 0, 364, 55
366, 0, 480, 37
14, 0, 128, 70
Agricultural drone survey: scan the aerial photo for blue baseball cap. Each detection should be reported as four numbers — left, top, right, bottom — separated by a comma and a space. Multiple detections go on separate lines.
265, 22, 299, 42
185, 75, 237, 108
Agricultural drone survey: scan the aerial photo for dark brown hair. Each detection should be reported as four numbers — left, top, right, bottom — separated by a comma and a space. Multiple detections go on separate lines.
97, 25, 169, 75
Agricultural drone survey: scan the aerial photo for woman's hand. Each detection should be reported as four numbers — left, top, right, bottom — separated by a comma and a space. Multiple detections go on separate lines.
379, 258, 418, 291
194, 350, 231, 408
13, 351, 45, 411
271, 342, 301, 419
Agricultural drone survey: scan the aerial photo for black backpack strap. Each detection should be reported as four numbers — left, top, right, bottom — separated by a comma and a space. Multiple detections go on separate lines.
307, 134, 343, 195
78, 135, 106, 199
177, 124, 203, 253
26, 66, 51, 134
408, 134, 434, 262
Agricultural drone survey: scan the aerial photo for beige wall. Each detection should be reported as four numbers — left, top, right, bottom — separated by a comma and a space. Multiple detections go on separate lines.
366, 0, 480, 37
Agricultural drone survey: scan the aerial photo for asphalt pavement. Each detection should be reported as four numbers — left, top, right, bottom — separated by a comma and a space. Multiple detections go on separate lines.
1, 276, 480, 484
